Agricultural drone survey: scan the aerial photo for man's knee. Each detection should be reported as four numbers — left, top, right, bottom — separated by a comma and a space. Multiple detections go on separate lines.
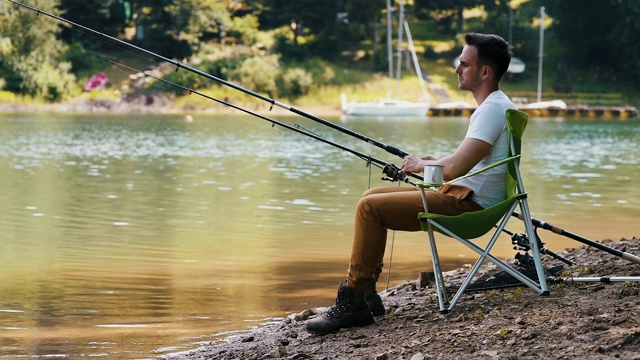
361, 187, 380, 198
356, 196, 373, 215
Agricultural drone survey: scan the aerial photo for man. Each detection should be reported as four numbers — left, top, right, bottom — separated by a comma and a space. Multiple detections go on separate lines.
306, 33, 516, 334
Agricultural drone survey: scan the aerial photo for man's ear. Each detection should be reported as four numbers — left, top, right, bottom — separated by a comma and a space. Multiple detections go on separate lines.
481, 65, 492, 79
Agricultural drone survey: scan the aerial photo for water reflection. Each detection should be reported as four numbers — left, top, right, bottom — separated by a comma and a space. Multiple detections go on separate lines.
0, 113, 638, 358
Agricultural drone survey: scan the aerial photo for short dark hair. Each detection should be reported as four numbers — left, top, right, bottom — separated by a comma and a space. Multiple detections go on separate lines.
464, 33, 513, 80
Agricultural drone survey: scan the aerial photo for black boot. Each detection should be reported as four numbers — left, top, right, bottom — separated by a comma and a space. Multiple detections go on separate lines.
305, 282, 374, 334
365, 283, 385, 317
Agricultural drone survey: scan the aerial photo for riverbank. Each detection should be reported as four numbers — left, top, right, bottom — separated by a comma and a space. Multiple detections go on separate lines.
3, 94, 637, 120
0, 92, 345, 118
161, 237, 640, 360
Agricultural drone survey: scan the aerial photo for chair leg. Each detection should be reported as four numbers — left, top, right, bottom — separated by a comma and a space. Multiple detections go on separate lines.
421, 188, 449, 312
427, 220, 448, 313
518, 200, 550, 295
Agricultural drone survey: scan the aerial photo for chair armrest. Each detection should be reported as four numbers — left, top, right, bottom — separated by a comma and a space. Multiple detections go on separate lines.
417, 155, 520, 189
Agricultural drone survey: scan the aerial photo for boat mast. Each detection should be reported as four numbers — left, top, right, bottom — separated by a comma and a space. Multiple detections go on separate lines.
537, 6, 545, 103
395, 0, 405, 82
403, 20, 430, 102
386, 0, 393, 79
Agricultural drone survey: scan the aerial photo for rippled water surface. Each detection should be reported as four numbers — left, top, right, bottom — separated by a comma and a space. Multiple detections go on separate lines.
0, 113, 638, 358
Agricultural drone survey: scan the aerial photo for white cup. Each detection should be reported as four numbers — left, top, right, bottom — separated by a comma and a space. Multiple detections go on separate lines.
424, 165, 444, 185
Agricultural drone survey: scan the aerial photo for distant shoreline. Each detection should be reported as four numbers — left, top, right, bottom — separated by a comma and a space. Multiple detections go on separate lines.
0, 95, 346, 118
2, 96, 638, 120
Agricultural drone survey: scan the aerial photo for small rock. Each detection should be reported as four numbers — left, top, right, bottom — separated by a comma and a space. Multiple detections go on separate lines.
268, 345, 287, 358
294, 309, 316, 321
479, 350, 498, 357
241, 336, 254, 343
418, 271, 435, 288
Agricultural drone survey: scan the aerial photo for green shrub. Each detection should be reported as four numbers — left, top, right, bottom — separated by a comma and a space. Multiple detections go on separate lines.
294, 58, 336, 85
162, 67, 208, 91
10, 58, 78, 102
279, 67, 313, 97
203, 55, 247, 81
234, 55, 280, 96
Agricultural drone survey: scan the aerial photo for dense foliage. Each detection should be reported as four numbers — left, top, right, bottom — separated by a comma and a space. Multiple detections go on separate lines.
545, 0, 640, 87
0, 0, 638, 102
0, 0, 77, 101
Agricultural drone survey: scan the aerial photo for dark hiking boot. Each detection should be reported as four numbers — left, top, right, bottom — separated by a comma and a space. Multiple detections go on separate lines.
305, 282, 374, 334
365, 284, 385, 317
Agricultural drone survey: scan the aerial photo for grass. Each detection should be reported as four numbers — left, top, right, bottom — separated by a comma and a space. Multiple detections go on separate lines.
0, 90, 19, 103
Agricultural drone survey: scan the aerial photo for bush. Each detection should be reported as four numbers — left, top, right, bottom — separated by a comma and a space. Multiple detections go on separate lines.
279, 67, 313, 97
203, 55, 247, 81
162, 67, 209, 91
234, 55, 280, 96
30, 62, 78, 102
9, 57, 78, 102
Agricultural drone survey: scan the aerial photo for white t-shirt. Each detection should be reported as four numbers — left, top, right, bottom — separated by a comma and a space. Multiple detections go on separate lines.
456, 90, 515, 208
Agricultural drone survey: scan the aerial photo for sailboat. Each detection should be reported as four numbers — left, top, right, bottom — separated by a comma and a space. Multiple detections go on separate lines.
341, 0, 430, 118
341, 93, 430, 117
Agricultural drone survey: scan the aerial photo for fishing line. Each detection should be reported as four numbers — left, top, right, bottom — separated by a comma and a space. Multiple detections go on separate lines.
109, 62, 188, 95
7, 0, 414, 162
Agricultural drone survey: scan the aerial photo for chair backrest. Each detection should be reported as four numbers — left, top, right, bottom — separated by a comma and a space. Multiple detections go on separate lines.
505, 109, 528, 198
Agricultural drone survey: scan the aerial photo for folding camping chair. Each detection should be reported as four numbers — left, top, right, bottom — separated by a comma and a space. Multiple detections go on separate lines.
417, 109, 549, 313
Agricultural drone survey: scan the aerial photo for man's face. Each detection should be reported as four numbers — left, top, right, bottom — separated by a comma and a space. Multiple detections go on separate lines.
455, 45, 482, 91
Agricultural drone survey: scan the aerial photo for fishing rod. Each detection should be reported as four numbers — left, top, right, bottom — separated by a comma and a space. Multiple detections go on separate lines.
108, 60, 415, 185
7, 0, 411, 160
512, 211, 640, 265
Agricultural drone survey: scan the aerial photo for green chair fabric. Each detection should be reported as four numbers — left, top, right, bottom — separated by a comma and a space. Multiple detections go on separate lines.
416, 109, 549, 313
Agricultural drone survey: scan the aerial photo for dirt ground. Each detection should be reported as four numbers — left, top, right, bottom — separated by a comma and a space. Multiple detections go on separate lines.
161, 237, 640, 360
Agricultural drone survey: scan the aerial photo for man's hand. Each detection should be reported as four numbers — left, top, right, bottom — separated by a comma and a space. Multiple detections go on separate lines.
401, 154, 425, 175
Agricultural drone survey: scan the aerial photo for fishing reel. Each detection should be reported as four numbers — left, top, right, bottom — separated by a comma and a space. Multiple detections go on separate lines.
510, 229, 575, 267
381, 163, 409, 183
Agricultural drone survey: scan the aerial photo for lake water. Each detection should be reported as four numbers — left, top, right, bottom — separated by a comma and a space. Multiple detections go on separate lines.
0, 112, 638, 359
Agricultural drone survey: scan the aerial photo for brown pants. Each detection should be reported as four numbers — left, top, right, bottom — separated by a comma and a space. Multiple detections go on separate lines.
347, 185, 483, 292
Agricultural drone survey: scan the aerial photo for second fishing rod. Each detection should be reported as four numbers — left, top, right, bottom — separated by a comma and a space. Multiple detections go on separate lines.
7, 0, 412, 161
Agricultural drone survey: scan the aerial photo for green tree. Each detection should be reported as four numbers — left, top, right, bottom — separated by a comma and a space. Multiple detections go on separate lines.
545, 0, 640, 86
262, 0, 390, 62
0, 0, 77, 101
131, 0, 261, 58
414, 0, 485, 35
59, 0, 131, 41
260, 0, 341, 36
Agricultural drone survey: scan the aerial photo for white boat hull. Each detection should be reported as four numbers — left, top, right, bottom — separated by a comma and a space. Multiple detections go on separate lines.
341, 94, 429, 118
